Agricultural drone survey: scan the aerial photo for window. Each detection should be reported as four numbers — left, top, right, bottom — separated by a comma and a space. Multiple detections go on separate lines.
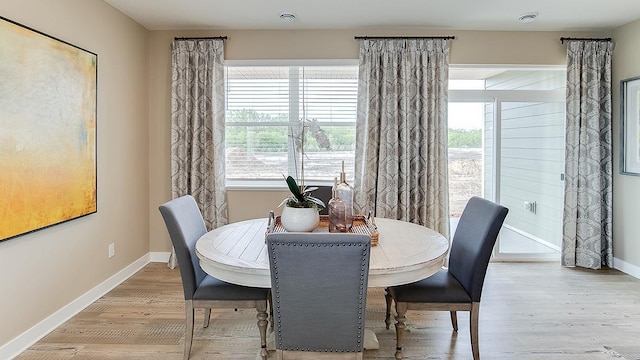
225, 63, 358, 187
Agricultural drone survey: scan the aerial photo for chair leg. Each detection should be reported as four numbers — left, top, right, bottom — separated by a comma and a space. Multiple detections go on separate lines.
450, 311, 458, 331
184, 300, 195, 360
268, 292, 274, 329
384, 288, 392, 329
470, 302, 480, 360
256, 300, 269, 360
203, 308, 211, 328
394, 302, 408, 360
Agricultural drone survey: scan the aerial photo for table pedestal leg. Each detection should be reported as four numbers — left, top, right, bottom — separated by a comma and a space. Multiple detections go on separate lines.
363, 329, 380, 349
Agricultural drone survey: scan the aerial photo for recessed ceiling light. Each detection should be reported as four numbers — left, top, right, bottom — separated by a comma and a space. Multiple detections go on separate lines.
280, 13, 296, 22
518, 12, 539, 23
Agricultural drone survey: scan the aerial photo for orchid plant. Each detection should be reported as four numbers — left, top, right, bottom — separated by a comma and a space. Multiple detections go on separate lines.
278, 175, 325, 210
279, 118, 331, 210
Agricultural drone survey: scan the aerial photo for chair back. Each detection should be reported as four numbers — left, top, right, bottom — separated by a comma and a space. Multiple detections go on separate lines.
159, 195, 208, 300
449, 196, 508, 302
266, 232, 371, 353
311, 185, 332, 215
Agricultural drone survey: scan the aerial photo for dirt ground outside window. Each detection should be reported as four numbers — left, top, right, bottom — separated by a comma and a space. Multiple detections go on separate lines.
448, 148, 482, 217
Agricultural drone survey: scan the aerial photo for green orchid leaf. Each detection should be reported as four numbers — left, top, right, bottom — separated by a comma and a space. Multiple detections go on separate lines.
307, 196, 325, 209
282, 175, 324, 209
278, 197, 293, 208
302, 186, 318, 194
285, 175, 305, 202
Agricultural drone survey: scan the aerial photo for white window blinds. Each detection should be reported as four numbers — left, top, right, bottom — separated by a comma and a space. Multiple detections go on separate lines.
225, 65, 358, 184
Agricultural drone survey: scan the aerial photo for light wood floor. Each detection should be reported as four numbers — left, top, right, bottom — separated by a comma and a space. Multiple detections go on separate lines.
15, 262, 640, 360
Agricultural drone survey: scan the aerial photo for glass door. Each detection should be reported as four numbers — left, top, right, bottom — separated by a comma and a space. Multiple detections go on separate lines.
447, 101, 488, 235
493, 101, 564, 260
449, 66, 565, 261
448, 100, 562, 260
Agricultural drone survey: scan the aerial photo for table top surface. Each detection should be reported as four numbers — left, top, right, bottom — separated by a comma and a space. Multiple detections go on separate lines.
196, 217, 449, 288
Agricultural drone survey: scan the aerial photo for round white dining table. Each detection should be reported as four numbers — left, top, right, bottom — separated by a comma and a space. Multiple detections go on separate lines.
196, 217, 449, 351
196, 217, 449, 289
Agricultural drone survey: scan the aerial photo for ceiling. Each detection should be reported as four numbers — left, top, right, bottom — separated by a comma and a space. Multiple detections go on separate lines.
103, 0, 640, 32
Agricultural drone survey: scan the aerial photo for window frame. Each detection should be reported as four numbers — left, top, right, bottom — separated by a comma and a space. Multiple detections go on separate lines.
224, 59, 359, 190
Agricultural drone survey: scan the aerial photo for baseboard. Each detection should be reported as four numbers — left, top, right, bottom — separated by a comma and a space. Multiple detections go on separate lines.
0, 254, 151, 360
613, 257, 640, 279
149, 251, 172, 263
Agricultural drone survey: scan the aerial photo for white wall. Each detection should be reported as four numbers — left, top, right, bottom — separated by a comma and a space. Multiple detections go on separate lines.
613, 19, 640, 274
0, 0, 149, 350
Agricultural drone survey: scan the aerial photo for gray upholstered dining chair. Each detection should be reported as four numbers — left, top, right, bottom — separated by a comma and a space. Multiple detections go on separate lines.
159, 195, 270, 360
266, 232, 371, 360
385, 196, 508, 360
310, 185, 332, 215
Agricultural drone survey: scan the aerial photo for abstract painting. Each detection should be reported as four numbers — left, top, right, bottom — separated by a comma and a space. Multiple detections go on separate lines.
0, 16, 97, 241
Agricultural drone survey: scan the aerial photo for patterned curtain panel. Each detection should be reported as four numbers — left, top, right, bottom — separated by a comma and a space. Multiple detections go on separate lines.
170, 39, 228, 230
354, 39, 450, 238
562, 40, 614, 269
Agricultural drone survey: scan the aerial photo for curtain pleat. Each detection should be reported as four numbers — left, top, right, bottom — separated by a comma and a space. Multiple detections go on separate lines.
562, 40, 614, 269
354, 39, 450, 238
170, 39, 228, 230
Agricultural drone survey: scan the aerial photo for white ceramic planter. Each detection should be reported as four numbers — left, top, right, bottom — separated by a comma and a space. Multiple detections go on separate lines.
280, 206, 320, 232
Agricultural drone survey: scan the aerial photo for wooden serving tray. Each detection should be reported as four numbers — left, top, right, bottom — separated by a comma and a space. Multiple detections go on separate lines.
266, 212, 379, 246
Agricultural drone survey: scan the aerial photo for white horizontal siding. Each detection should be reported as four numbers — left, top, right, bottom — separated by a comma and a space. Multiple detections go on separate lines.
499, 101, 565, 247
500, 193, 563, 243
485, 70, 566, 91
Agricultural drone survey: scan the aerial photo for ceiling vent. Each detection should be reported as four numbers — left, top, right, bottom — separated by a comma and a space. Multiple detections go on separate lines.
518, 12, 538, 23
280, 13, 296, 22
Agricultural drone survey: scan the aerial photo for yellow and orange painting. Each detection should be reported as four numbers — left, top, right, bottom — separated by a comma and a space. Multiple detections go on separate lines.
0, 17, 97, 241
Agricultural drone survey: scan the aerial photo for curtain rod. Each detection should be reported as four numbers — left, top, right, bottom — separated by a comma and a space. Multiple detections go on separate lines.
354, 36, 455, 40
174, 36, 227, 41
560, 37, 611, 44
